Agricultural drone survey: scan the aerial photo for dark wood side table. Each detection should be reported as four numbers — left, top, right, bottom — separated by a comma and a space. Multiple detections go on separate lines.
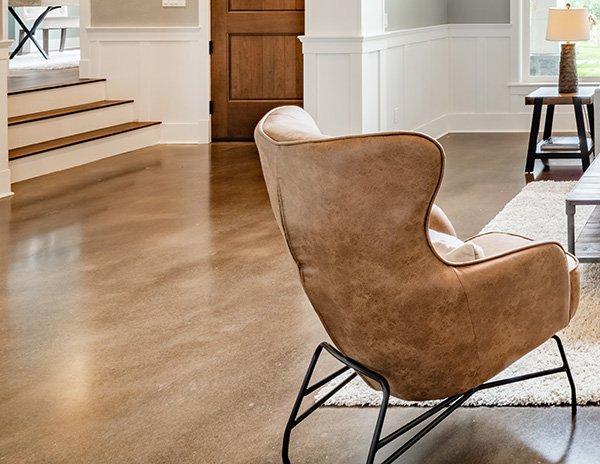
525, 86, 595, 173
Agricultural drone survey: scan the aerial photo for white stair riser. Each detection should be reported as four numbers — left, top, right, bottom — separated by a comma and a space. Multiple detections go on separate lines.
9, 104, 136, 150
9, 125, 161, 183
8, 81, 107, 118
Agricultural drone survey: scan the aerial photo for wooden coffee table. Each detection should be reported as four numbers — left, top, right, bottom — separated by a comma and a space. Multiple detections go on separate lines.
566, 157, 600, 262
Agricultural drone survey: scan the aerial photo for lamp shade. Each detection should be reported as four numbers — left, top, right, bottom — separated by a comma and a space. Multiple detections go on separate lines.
547, 7, 591, 42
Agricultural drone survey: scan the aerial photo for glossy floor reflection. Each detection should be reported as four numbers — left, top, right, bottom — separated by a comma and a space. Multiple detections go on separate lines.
0, 137, 599, 463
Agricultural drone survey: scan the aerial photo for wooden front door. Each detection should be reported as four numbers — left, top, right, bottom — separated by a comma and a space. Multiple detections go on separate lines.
211, 0, 305, 140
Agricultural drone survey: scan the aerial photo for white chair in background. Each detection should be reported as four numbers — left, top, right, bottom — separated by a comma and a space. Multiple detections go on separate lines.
17, 7, 79, 55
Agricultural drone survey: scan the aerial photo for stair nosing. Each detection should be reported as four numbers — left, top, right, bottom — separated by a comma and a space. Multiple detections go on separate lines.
9, 100, 135, 126
7, 78, 107, 97
9, 122, 161, 161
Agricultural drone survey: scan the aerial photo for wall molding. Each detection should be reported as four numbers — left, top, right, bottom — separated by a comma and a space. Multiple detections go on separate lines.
447, 23, 512, 37
87, 26, 202, 42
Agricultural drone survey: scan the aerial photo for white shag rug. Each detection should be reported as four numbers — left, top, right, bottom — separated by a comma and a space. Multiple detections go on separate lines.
9, 49, 79, 71
316, 181, 600, 407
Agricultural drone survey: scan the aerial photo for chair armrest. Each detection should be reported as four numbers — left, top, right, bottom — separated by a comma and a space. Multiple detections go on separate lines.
452, 241, 572, 379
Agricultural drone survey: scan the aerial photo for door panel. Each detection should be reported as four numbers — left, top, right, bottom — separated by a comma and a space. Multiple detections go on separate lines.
229, 0, 304, 12
211, 0, 304, 140
229, 35, 303, 100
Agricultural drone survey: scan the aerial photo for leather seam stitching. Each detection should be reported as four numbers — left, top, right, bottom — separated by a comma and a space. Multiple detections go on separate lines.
276, 178, 306, 286
452, 268, 485, 376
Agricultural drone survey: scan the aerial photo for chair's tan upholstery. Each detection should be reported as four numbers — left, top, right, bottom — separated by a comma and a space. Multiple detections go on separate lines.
255, 106, 580, 401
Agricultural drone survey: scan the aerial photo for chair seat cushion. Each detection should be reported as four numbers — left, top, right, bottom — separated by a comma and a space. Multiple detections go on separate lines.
429, 229, 485, 262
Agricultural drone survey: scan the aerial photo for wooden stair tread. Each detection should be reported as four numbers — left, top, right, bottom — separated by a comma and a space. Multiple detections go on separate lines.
7, 78, 107, 96
9, 122, 161, 161
9, 100, 135, 126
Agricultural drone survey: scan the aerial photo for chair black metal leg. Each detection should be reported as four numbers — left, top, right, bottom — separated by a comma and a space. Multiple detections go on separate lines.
366, 377, 390, 464
282, 344, 356, 464
552, 335, 577, 417
283, 337, 577, 463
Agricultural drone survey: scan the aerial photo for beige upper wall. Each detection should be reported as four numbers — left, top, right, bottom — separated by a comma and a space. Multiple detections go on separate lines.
91, 0, 199, 27
386, 0, 448, 30
448, 0, 510, 24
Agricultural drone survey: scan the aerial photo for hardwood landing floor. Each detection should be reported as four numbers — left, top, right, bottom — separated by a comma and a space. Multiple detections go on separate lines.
8, 67, 82, 93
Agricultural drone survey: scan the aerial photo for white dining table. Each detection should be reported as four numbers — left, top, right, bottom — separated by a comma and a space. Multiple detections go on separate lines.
8, 0, 78, 59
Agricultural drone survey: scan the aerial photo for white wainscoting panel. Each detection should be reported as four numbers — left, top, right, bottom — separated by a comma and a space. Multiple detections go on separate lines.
403, 41, 429, 131
302, 26, 454, 139
302, 22, 586, 139
361, 51, 381, 133
384, 45, 404, 130
314, 53, 352, 135
87, 27, 209, 143
448, 28, 517, 132
484, 38, 512, 114
449, 37, 479, 115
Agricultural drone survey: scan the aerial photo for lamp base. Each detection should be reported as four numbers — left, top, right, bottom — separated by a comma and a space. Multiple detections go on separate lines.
559, 43, 578, 94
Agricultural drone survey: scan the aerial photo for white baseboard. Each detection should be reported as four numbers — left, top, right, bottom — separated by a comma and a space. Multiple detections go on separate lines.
0, 169, 14, 198
414, 115, 450, 140
160, 120, 211, 144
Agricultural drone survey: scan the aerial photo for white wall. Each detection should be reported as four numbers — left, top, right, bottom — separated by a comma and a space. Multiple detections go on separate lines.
87, 26, 210, 143
448, 0, 510, 24
1, 0, 585, 187
303, 0, 582, 140
386, 0, 448, 30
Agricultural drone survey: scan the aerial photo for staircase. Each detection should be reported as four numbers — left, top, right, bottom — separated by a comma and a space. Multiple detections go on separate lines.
7, 78, 161, 182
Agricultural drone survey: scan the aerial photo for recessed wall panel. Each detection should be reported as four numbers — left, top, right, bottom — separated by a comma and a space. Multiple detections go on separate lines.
229, 34, 303, 100
229, 0, 304, 11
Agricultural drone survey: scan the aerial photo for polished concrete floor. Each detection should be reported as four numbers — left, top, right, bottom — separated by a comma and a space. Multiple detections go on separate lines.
1, 136, 599, 464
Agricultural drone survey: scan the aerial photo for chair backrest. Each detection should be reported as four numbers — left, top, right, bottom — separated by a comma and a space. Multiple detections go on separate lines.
255, 106, 482, 401
22, 7, 69, 20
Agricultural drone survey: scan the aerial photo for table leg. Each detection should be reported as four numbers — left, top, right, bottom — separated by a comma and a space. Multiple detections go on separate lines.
567, 202, 576, 255
574, 97, 590, 171
526, 98, 543, 173
588, 103, 595, 157
540, 104, 555, 168
543, 105, 555, 140
8, 6, 58, 60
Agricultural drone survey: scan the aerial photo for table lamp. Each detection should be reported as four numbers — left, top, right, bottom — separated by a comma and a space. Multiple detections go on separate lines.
546, 4, 591, 93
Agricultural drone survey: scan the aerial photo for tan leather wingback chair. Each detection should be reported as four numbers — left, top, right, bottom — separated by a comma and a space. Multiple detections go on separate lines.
255, 106, 579, 463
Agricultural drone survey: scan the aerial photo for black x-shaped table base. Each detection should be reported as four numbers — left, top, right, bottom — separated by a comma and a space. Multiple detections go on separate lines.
9, 6, 60, 60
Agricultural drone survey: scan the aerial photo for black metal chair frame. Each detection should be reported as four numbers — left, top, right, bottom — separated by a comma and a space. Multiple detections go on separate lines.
283, 335, 576, 464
